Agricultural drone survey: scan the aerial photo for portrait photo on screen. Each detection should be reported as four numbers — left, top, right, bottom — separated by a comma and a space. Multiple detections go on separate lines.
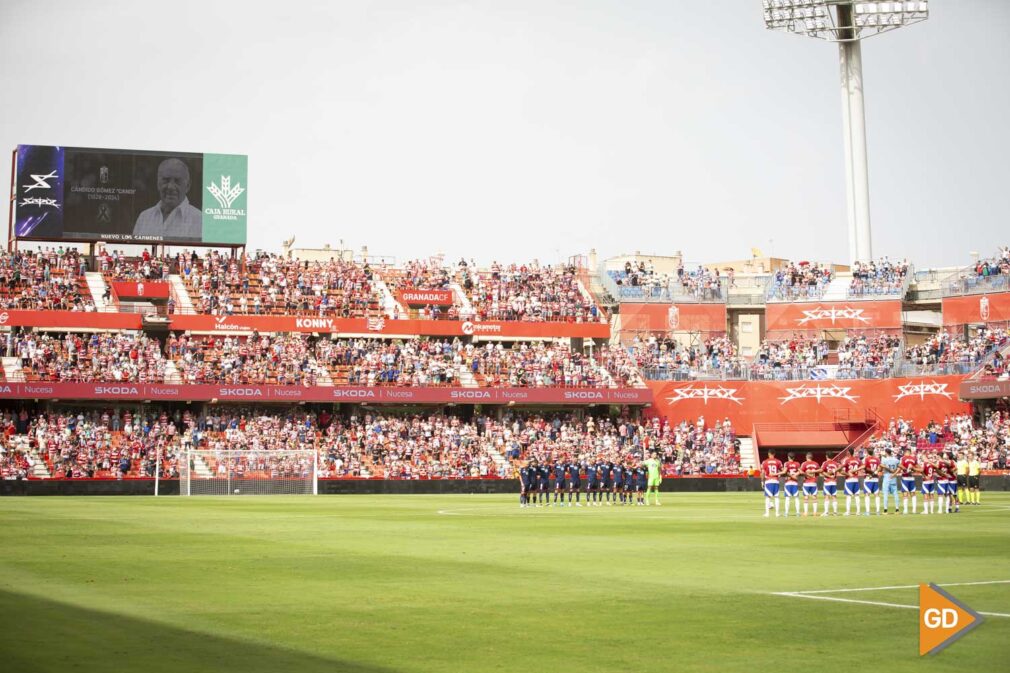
62, 149, 203, 242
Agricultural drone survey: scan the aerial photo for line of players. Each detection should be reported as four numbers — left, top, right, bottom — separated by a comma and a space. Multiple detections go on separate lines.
517, 456, 660, 507
760, 447, 983, 518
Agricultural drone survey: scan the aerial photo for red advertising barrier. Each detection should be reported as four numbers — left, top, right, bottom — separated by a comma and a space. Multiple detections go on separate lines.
0, 311, 144, 330
397, 290, 454, 306
1, 382, 651, 405
110, 281, 171, 299
0, 310, 608, 338
765, 300, 902, 332
647, 376, 969, 429
942, 293, 1010, 326
168, 314, 610, 338
619, 303, 727, 333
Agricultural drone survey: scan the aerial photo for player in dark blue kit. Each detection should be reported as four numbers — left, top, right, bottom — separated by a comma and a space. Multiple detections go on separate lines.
518, 462, 533, 508
595, 461, 608, 506
553, 459, 567, 506
567, 459, 582, 506
622, 461, 634, 504
600, 461, 614, 505
537, 462, 551, 506
585, 459, 599, 504
634, 463, 647, 505
612, 461, 625, 505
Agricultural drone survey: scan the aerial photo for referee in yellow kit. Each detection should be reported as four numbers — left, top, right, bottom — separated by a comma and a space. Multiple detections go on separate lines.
967, 452, 982, 505
956, 452, 969, 505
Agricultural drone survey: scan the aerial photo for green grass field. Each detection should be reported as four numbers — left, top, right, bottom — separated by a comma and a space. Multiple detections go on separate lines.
1, 493, 1008, 673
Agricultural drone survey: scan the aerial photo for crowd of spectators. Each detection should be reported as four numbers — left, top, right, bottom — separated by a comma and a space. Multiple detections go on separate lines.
168, 332, 325, 385
866, 412, 1009, 470
0, 406, 746, 480
98, 249, 173, 281
318, 337, 462, 386
835, 333, 902, 376
608, 260, 723, 301
750, 336, 828, 378
848, 257, 910, 297
511, 413, 740, 476
767, 261, 833, 301
626, 334, 742, 380
903, 327, 1010, 373
11, 331, 167, 382
0, 248, 95, 312
182, 251, 382, 317
462, 262, 601, 323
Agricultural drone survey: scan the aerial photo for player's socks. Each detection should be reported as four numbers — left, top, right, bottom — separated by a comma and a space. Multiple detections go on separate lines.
773, 498, 780, 517
875, 495, 881, 514
845, 495, 851, 515
802, 502, 808, 516
833, 500, 838, 514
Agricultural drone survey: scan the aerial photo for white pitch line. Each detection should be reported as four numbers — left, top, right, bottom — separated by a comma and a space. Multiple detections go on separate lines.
771, 592, 1010, 618
788, 579, 1010, 595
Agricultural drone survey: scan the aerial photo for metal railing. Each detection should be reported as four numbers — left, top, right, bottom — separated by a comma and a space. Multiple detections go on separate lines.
597, 265, 726, 304
943, 272, 1010, 297
764, 274, 832, 303
845, 265, 914, 300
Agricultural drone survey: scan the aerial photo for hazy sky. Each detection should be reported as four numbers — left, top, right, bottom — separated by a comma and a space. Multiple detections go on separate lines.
1, 1, 1008, 268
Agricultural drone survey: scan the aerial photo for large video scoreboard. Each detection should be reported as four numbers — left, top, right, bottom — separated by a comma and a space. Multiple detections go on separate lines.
13, 144, 247, 245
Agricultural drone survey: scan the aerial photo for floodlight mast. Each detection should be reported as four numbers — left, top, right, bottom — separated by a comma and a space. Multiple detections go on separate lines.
762, 1, 929, 266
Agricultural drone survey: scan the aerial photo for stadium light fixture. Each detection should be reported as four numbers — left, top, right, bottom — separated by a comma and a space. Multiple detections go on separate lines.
762, 0, 929, 265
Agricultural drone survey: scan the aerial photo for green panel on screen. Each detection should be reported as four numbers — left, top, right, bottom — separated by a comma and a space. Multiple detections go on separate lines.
202, 153, 248, 245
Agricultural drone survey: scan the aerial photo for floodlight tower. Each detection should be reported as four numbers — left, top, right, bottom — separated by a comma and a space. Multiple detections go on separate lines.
763, 1, 929, 265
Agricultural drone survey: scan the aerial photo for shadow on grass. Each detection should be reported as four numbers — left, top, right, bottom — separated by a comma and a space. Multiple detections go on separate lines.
0, 589, 395, 673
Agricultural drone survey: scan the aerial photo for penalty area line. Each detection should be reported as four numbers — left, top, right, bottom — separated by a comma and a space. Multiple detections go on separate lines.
767, 594, 1005, 618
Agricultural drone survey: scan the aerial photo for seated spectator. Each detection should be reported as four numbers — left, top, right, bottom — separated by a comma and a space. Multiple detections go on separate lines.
848, 257, 910, 297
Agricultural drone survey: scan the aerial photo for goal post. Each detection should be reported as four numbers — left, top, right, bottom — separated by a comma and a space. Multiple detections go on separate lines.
181, 449, 318, 496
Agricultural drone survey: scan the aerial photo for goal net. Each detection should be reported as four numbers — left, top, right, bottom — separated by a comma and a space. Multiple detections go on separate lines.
181, 449, 318, 496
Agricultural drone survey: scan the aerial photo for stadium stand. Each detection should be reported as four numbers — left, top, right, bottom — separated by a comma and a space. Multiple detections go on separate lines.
0, 249, 95, 311
766, 261, 832, 301
848, 257, 910, 297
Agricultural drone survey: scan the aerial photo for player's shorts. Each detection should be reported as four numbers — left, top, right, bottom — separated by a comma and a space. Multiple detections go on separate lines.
883, 479, 898, 495
623, 478, 633, 490
900, 477, 916, 493
763, 480, 780, 497
922, 480, 935, 495
519, 480, 531, 493
601, 479, 613, 489
802, 483, 818, 496
957, 475, 967, 488
567, 477, 581, 489
554, 479, 565, 490
538, 480, 549, 492
634, 482, 644, 493
844, 479, 860, 496
823, 482, 838, 496
587, 480, 598, 490
947, 479, 958, 494
783, 482, 799, 497
968, 475, 980, 489
863, 478, 879, 495
936, 480, 948, 496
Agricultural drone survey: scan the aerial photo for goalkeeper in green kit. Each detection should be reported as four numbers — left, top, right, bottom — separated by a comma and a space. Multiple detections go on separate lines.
643, 451, 662, 506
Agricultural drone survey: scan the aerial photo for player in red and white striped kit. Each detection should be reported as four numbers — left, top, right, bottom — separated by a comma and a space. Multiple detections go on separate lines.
799, 453, 820, 517
761, 450, 783, 518
842, 453, 863, 516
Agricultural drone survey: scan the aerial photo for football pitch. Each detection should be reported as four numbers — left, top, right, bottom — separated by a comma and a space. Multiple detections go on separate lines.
1, 493, 1008, 673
